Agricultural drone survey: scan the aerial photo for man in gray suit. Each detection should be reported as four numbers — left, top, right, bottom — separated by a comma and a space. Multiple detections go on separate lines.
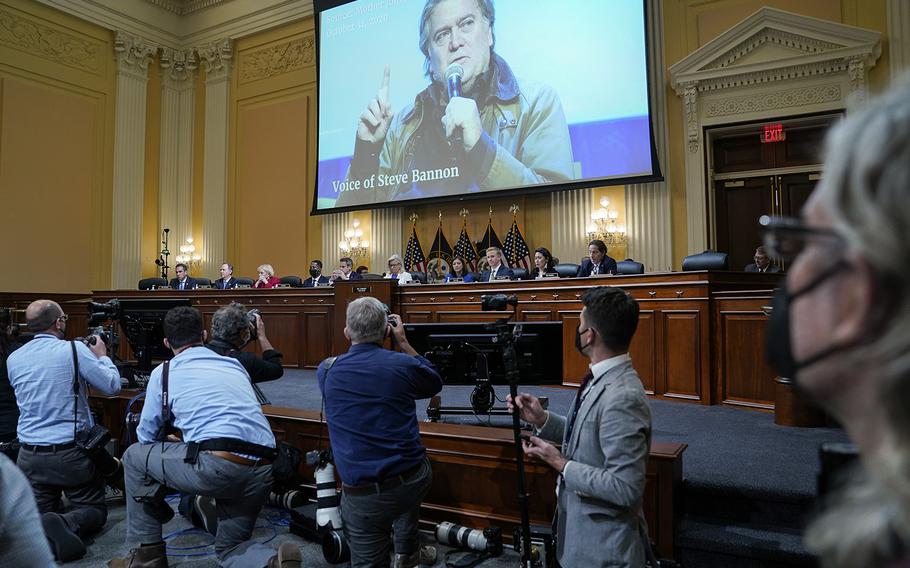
508, 286, 653, 567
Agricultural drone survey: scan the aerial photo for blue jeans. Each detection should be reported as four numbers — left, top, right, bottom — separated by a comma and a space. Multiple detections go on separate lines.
340, 457, 432, 568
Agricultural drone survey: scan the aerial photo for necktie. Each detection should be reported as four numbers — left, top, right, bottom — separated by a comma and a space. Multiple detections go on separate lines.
564, 370, 595, 447
592, 264, 599, 275
491, 268, 497, 280
179, 281, 184, 290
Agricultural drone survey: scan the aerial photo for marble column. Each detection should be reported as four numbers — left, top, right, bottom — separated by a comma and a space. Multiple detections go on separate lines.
159, 48, 197, 262
550, 188, 591, 264
371, 208, 403, 272
198, 39, 233, 275
112, 32, 156, 289
625, 0, 673, 272
322, 212, 351, 270
888, 0, 910, 78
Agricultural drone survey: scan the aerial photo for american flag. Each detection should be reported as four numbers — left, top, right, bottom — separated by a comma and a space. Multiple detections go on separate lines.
404, 226, 426, 273
478, 221, 505, 269
503, 219, 532, 269
454, 225, 479, 272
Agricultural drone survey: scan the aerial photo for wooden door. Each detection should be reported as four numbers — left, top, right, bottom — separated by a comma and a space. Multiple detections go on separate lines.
714, 177, 774, 271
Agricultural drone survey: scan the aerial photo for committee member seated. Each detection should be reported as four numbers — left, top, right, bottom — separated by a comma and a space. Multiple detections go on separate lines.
444, 257, 475, 282
330, 257, 364, 283
253, 264, 281, 288
508, 287, 653, 567
169, 263, 199, 290
7, 300, 120, 562
480, 247, 514, 281
318, 297, 442, 566
745, 246, 780, 273
356, 265, 370, 276
213, 263, 238, 289
576, 239, 617, 277
112, 306, 300, 568
530, 247, 557, 279
385, 254, 414, 284
303, 260, 331, 287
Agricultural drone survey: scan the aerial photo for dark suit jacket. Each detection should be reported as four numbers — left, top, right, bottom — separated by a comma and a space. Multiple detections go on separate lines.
530, 266, 557, 279
745, 263, 781, 273
169, 277, 199, 290
212, 277, 237, 289
349, 272, 364, 280
303, 275, 330, 287
480, 265, 515, 282
576, 256, 618, 277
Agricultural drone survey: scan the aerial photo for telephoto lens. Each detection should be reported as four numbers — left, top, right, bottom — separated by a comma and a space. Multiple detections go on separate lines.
315, 461, 342, 532
435, 522, 503, 555
322, 529, 351, 564
268, 489, 306, 510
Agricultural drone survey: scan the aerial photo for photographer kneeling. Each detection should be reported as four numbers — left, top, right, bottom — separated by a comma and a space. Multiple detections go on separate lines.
180, 302, 284, 533
111, 306, 300, 568
318, 297, 442, 567
7, 300, 121, 562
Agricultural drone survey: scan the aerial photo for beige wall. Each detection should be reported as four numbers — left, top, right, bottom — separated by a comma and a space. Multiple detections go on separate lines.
663, 0, 892, 266
0, 1, 899, 292
0, 0, 115, 293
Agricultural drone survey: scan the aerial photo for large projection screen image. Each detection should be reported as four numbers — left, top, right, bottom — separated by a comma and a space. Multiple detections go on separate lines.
314, 0, 657, 213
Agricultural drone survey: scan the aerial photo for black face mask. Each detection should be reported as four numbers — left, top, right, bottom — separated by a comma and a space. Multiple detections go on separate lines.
766, 260, 849, 379
575, 327, 592, 355
309, 268, 320, 278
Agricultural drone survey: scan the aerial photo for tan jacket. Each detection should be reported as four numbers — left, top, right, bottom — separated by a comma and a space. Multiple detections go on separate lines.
336, 54, 575, 207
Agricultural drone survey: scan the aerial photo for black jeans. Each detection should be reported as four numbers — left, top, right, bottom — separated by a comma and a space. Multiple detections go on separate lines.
341, 458, 432, 568
17, 445, 107, 537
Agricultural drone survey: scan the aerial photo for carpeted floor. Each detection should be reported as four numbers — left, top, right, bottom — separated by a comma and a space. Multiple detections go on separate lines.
68, 369, 847, 566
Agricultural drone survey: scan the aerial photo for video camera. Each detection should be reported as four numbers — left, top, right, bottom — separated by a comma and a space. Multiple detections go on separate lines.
480, 293, 518, 312
78, 300, 121, 354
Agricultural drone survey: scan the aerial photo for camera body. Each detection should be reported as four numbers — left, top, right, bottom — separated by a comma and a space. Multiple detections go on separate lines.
247, 308, 261, 340
382, 303, 397, 327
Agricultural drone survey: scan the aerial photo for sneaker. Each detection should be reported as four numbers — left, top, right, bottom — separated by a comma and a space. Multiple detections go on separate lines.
267, 542, 302, 568
194, 495, 218, 536
393, 544, 437, 567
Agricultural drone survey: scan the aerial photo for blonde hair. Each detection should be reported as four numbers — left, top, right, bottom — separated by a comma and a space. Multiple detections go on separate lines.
804, 81, 910, 567
257, 264, 274, 277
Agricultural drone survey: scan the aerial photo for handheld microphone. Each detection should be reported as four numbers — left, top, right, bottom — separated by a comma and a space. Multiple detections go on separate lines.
444, 63, 464, 151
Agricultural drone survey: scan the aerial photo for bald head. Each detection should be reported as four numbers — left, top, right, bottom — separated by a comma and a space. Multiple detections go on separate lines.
26, 300, 64, 333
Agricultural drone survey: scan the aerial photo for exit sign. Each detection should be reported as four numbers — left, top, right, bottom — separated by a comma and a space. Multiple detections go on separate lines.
761, 123, 786, 143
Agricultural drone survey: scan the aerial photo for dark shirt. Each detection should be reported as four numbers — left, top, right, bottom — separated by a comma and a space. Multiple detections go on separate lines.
0, 339, 20, 438
303, 275, 330, 287
206, 339, 283, 384
576, 257, 618, 277
317, 343, 442, 485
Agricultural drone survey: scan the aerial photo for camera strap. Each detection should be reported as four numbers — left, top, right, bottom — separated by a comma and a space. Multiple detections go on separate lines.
71, 341, 80, 442
161, 360, 171, 425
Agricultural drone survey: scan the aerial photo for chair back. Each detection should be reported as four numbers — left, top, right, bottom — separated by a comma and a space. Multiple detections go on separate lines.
410, 271, 427, 284
234, 277, 255, 287
554, 263, 580, 278
138, 277, 167, 290
682, 251, 729, 271
194, 277, 212, 287
280, 275, 303, 287
511, 267, 528, 280
616, 259, 645, 275
361, 273, 384, 280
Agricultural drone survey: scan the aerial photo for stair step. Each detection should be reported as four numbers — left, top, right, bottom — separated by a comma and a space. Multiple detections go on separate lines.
676, 518, 818, 568
684, 482, 818, 530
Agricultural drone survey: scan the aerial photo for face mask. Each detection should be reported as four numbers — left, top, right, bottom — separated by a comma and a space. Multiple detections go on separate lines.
309, 268, 320, 278
575, 327, 592, 355
766, 260, 848, 379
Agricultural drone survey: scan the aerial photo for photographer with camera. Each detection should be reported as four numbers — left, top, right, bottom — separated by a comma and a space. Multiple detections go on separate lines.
179, 302, 283, 533
507, 287, 654, 568
6, 300, 121, 562
318, 297, 442, 567
111, 306, 300, 568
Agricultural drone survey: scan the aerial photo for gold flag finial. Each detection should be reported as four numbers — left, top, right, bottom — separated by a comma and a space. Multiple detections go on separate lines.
409, 213, 419, 224
459, 208, 469, 218
488, 205, 493, 219
509, 204, 520, 215
438, 210, 443, 222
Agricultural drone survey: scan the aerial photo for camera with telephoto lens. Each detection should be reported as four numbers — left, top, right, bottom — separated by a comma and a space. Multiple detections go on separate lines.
304, 449, 351, 564
75, 424, 122, 478
247, 308, 261, 340
435, 522, 503, 556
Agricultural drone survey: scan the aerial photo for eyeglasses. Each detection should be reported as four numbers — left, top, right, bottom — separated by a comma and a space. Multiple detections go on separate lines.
389, 261, 402, 267
759, 215, 845, 263
57, 314, 69, 322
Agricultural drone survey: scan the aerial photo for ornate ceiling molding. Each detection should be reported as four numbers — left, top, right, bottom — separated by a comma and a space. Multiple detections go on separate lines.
143, 0, 230, 16
238, 34, 314, 84
0, 4, 104, 74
